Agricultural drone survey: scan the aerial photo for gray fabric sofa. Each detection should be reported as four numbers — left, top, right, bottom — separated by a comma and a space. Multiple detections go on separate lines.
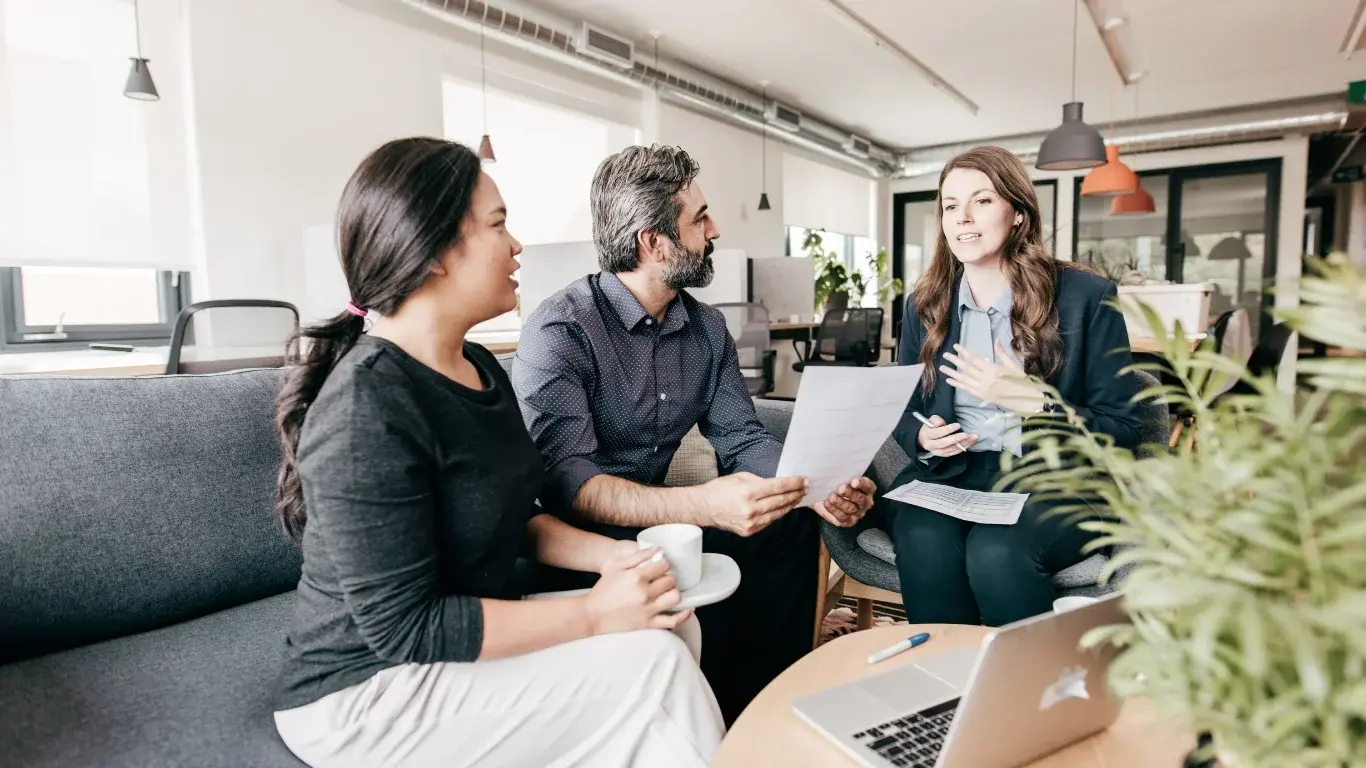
0, 369, 307, 768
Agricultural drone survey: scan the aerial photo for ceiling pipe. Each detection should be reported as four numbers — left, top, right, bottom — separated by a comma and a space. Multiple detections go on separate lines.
1341, 0, 1366, 58
897, 95, 1351, 177
1082, 0, 1148, 85
379, 0, 899, 175
815, 0, 979, 116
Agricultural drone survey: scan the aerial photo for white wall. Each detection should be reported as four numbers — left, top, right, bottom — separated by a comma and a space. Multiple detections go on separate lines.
183, 0, 444, 310
783, 151, 874, 238
172, 0, 873, 323
657, 103, 785, 261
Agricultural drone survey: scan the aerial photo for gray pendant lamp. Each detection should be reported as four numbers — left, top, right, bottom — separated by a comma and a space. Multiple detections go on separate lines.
477, 22, 496, 162
1035, 0, 1105, 171
757, 82, 771, 211
123, 0, 159, 101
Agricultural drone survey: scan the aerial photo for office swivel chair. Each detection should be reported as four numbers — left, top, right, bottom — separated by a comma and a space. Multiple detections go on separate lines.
712, 302, 777, 397
165, 300, 300, 375
792, 307, 884, 372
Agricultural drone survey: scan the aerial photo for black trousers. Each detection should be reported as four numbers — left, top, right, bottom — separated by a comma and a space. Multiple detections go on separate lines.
886, 451, 1101, 627
534, 509, 819, 726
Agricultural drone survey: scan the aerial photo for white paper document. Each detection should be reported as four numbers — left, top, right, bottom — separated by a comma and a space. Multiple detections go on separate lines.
776, 364, 923, 508
884, 480, 1028, 526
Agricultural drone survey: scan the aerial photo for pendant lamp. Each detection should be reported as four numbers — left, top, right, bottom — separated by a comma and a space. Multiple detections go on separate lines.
1036, 0, 1105, 171
1081, 145, 1139, 197
757, 82, 771, 211
1081, 88, 1138, 196
477, 21, 495, 162
1108, 85, 1155, 215
1109, 184, 1155, 215
123, 0, 159, 101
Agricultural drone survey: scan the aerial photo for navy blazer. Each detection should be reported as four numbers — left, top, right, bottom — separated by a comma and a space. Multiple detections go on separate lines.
892, 266, 1141, 482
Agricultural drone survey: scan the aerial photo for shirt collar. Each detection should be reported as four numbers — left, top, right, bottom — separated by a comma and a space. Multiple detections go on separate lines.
957, 273, 1012, 317
598, 272, 691, 333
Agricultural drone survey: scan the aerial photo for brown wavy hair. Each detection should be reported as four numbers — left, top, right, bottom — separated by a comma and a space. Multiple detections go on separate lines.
913, 145, 1072, 390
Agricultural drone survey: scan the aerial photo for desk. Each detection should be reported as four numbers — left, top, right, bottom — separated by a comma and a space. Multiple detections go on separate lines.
0, 345, 288, 377
712, 624, 1191, 768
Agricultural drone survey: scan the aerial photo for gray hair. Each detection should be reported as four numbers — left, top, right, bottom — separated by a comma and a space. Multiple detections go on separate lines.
590, 145, 700, 273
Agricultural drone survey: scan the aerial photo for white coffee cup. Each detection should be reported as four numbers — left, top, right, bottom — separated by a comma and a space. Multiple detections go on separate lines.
636, 523, 704, 591
1053, 595, 1099, 613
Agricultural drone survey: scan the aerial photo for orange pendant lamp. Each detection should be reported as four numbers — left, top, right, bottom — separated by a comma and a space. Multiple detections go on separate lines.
1080, 145, 1138, 197
1110, 183, 1156, 215
1107, 84, 1154, 214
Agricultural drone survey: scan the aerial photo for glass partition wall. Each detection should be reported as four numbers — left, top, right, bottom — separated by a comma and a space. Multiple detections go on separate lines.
1075, 159, 1281, 342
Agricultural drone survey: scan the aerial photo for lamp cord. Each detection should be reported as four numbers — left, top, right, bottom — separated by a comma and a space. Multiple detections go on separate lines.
480, 9, 488, 134
1070, 0, 1078, 102
134, 0, 143, 58
760, 84, 767, 192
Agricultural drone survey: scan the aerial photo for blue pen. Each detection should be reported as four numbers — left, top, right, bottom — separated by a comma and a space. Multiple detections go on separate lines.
867, 632, 932, 664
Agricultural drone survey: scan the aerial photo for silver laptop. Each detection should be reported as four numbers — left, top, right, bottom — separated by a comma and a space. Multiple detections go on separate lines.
793, 594, 1129, 768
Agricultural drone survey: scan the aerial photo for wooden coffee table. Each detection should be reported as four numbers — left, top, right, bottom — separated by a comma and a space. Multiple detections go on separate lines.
712, 624, 1192, 767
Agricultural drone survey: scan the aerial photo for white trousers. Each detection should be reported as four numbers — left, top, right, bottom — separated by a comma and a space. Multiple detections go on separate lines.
274, 606, 723, 768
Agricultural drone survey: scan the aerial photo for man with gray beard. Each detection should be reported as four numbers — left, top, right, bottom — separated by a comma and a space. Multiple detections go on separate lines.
512, 144, 876, 724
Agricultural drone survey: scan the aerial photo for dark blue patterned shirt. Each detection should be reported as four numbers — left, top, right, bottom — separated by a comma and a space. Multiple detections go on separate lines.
511, 271, 782, 516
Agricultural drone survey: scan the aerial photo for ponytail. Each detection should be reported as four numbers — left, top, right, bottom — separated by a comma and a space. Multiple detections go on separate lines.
273, 136, 483, 543
274, 311, 366, 544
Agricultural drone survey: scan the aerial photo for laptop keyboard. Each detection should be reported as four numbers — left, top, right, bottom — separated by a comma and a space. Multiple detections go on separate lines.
850, 698, 959, 768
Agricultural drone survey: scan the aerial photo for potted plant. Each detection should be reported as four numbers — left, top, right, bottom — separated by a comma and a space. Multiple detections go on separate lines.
805, 229, 854, 312
865, 247, 904, 308
1000, 253, 1366, 767
804, 229, 904, 314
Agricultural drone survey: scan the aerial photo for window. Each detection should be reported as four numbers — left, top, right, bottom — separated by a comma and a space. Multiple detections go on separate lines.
788, 227, 883, 308
0, 0, 193, 349
442, 78, 638, 334
1, 267, 190, 346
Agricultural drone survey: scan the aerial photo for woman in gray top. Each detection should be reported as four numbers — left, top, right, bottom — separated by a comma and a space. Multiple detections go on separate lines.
270, 137, 724, 768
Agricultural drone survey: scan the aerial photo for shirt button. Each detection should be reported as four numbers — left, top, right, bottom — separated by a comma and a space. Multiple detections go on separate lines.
659, 392, 667, 400
644, 318, 653, 325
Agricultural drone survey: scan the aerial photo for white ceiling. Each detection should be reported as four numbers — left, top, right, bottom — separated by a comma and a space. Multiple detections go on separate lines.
525, 0, 1364, 150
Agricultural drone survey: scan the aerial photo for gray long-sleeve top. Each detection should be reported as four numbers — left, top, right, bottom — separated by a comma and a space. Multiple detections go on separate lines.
274, 336, 544, 711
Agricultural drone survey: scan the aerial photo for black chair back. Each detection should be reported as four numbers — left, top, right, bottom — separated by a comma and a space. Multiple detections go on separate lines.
810, 308, 883, 366
165, 300, 300, 375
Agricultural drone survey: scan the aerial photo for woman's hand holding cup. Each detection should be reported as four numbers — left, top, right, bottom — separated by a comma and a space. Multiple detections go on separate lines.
583, 547, 691, 636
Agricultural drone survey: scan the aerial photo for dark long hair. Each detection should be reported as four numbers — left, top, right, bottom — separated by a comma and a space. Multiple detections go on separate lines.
274, 137, 483, 544
914, 145, 1072, 391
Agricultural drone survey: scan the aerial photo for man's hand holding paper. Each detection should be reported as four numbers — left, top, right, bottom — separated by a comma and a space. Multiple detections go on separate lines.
774, 365, 925, 524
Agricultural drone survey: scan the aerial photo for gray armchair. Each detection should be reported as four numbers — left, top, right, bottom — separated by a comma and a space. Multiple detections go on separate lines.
753, 369, 1168, 631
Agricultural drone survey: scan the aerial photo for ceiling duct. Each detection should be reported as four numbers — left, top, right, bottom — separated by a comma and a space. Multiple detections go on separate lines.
898, 95, 1351, 178
380, 0, 899, 176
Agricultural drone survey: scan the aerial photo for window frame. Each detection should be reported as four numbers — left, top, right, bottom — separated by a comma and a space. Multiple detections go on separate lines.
0, 267, 192, 351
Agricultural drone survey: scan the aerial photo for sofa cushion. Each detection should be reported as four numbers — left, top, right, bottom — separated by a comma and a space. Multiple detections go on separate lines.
663, 426, 719, 487
0, 591, 304, 767
0, 370, 303, 664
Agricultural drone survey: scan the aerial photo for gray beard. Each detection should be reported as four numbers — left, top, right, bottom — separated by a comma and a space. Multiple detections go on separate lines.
663, 240, 715, 291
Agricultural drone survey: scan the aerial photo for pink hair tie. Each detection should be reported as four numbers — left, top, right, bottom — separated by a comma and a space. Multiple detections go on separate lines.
344, 301, 367, 318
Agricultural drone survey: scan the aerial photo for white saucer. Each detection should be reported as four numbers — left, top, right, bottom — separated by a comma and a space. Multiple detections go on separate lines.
523, 553, 741, 613
669, 553, 742, 613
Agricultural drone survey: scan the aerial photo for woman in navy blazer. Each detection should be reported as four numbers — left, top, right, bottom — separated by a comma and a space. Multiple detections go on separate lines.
888, 146, 1141, 627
